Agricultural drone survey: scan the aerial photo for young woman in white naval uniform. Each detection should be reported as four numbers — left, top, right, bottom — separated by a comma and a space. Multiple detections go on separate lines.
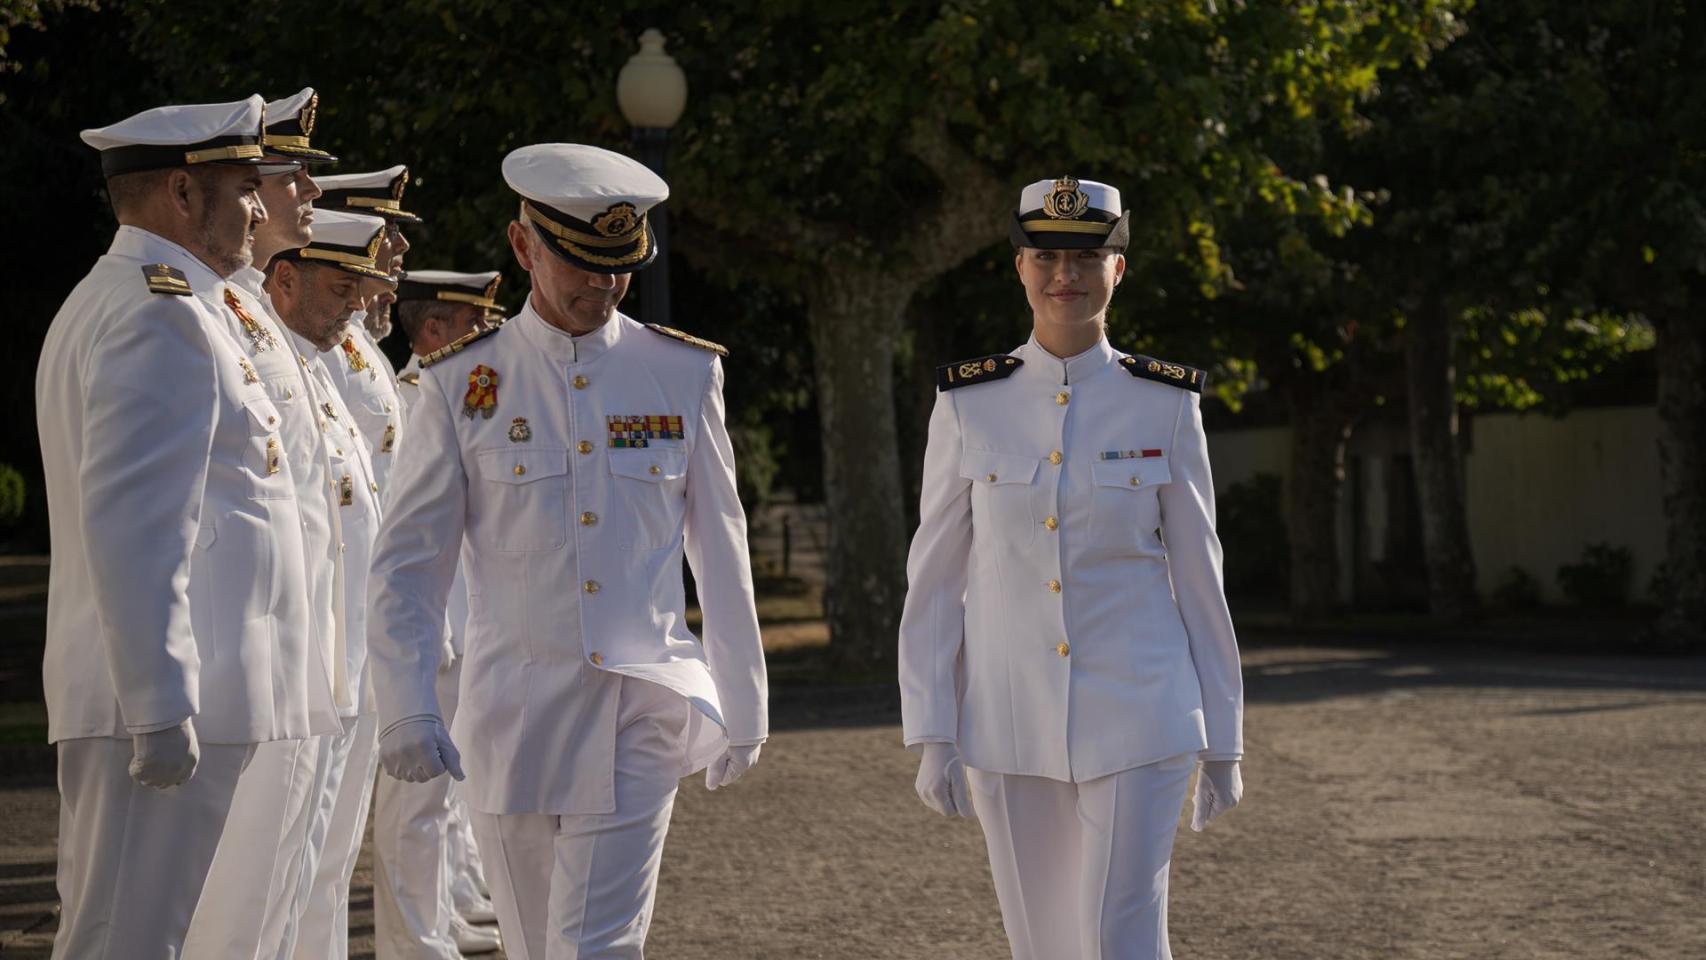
898, 175, 1245, 960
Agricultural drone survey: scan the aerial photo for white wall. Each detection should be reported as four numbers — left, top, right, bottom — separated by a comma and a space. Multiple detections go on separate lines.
1203, 404, 1667, 604
1465, 405, 1664, 602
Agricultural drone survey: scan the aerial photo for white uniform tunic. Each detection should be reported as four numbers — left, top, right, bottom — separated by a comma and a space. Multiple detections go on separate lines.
899, 335, 1243, 781
37, 226, 337, 745
368, 304, 768, 816
323, 322, 404, 493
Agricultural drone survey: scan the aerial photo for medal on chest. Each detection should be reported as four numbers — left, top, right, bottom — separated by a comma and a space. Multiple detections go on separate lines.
463, 365, 498, 419
606, 414, 684, 448
340, 337, 375, 380
224, 289, 278, 352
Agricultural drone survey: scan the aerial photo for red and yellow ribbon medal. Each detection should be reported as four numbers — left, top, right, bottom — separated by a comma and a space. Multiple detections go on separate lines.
340, 336, 370, 373
463, 365, 498, 419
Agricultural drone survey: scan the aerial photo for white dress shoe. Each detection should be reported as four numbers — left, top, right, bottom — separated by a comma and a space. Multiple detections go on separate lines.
457, 895, 499, 925
450, 915, 502, 955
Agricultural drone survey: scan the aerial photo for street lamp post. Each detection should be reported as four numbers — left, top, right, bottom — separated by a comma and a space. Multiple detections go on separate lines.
617, 28, 687, 331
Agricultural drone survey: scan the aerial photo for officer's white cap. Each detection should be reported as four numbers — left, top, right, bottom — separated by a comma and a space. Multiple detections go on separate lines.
1011, 176, 1129, 251
275, 209, 392, 281
396, 270, 503, 308
503, 143, 667, 274
315, 165, 421, 222
81, 95, 290, 178
262, 87, 336, 164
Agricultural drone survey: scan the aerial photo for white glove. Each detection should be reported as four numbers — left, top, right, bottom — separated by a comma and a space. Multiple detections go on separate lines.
129, 717, 199, 789
1190, 759, 1243, 832
914, 742, 974, 819
705, 742, 762, 790
379, 717, 464, 783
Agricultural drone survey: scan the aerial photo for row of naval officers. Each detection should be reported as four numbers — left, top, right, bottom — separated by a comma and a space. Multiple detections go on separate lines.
34, 89, 772, 960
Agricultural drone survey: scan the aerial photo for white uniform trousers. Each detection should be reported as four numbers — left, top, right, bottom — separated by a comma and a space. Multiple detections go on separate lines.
966, 754, 1195, 960
291, 712, 380, 960
52, 737, 253, 960
470, 678, 689, 960
181, 737, 325, 959
446, 784, 491, 910
372, 661, 464, 959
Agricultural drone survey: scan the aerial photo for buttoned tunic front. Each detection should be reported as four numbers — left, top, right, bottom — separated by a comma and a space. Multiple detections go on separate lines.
324, 322, 404, 493
36, 227, 339, 744
899, 336, 1243, 783
368, 304, 768, 816
227, 268, 348, 712
302, 328, 385, 713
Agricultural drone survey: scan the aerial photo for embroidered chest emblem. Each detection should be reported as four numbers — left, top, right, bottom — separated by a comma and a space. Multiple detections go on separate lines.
224, 289, 278, 352
508, 417, 532, 443
237, 357, 259, 385
606, 415, 684, 448
381, 422, 396, 453
339, 337, 374, 380
463, 365, 498, 419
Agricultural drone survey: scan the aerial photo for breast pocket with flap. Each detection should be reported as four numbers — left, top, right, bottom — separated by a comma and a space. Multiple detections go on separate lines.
1088, 455, 1171, 555
608, 448, 688, 550
474, 447, 568, 552
960, 448, 1040, 542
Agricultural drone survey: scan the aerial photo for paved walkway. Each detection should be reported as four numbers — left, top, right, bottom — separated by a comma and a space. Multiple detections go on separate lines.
3, 638, 1703, 957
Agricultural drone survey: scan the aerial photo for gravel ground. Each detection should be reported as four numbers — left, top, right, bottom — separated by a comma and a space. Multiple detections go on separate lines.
2, 638, 1703, 958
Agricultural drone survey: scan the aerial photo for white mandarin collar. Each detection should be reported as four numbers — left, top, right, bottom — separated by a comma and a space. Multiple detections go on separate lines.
108, 226, 226, 300
1018, 333, 1117, 385
230, 265, 267, 299
515, 296, 627, 363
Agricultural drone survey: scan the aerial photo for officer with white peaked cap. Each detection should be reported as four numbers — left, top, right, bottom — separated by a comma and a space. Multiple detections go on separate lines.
898, 176, 1245, 959
37, 95, 340, 958
260, 210, 405, 960
367, 143, 769, 960
180, 87, 355, 960
315, 165, 416, 495
373, 268, 510, 959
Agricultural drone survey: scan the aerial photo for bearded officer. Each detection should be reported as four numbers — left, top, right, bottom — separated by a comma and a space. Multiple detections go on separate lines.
261, 212, 398, 959
374, 270, 508, 959
316, 165, 417, 489
37, 95, 340, 958
182, 87, 351, 959
898, 177, 1245, 960
367, 143, 769, 960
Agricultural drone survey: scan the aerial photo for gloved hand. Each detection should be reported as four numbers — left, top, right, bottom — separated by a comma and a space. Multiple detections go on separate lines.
379, 717, 464, 783
1190, 759, 1243, 832
129, 717, 200, 788
705, 742, 762, 790
914, 741, 974, 819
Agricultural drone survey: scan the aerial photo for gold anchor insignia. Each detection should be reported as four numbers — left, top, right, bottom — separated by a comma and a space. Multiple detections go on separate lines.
592, 202, 640, 238
1042, 176, 1089, 219
266, 436, 281, 475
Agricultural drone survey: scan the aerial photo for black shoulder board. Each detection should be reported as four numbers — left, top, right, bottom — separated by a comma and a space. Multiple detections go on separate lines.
397, 371, 421, 386
419, 322, 502, 369
141, 263, 192, 296
645, 323, 729, 357
937, 353, 1022, 391
1119, 354, 1206, 393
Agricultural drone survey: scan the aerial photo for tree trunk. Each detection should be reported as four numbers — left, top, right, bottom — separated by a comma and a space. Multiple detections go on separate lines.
1652, 312, 1706, 648
1404, 307, 1478, 621
1284, 378, 1352, 621
805, 271, 915, 675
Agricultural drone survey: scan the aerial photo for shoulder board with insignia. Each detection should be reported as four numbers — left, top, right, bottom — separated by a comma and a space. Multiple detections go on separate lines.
644, 323, 729, 357
419, 322, 502, 369
1119, 354, 1206, 393
141, 263, 192, 297
397, 371, 421, 386
937, 353, 1023, 391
